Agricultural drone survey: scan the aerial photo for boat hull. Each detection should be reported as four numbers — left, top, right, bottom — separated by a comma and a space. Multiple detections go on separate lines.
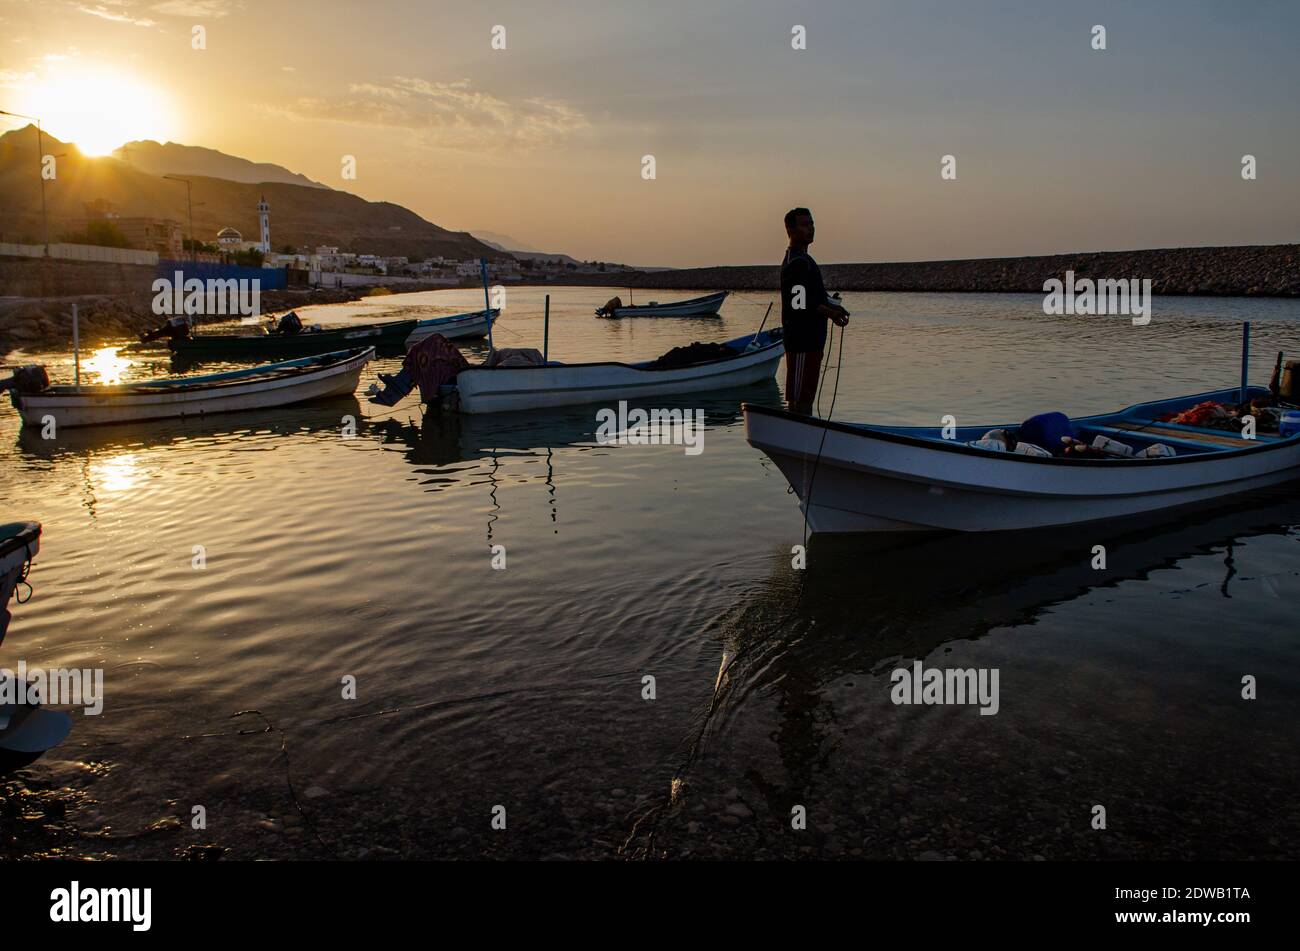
15, 348, 373, 429
744, 397, 1300, 533
457, 337, 783, 414
172, 321, 415, 357
405, 309, 497, 347
0, 521, 40, 647
602, 291, 728, 319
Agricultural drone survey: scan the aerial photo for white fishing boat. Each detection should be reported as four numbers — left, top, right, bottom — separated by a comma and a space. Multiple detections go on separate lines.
456, 329, 784, 414
744, 387, 1300, 533
0, 520, 72, 772
0, 521, 40, 646
596, 291, 728, 319
405, 308, 499, 348
9, 347, 374, 429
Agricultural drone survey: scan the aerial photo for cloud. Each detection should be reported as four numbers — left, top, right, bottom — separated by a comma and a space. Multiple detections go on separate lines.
150, 0, 240, 17
269, 76, 590, 151
0, 68, 37, 89
77, 3, 156, 26
71, 0, 239, 24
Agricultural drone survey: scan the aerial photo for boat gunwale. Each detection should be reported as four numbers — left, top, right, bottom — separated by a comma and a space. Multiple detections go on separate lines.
24, 347, 375, 400
172, 319, 418, 348
743, 387, 1300, 468
458, 332, 783, 377
174, 308, 496, 351
0, 522, 40, 561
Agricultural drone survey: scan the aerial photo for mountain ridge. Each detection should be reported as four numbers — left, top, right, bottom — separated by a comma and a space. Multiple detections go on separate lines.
0, 125, 505, 262
114, 139, 330, 190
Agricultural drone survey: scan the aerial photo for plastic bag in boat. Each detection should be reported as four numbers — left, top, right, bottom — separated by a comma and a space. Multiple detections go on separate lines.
1136, 443, 1175, 458
1018, 412, 1072, 456
1014, 442, 1051, 457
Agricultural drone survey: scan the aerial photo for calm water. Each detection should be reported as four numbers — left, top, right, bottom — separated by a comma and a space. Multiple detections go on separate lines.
2, 286, 1298, 859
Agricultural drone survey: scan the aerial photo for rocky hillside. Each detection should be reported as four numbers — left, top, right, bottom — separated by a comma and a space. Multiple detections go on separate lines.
115, 139, 329, 189
0, 125, 506, 262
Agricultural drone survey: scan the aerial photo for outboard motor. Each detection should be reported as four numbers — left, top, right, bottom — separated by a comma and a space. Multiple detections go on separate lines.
140, 315, 192, 345
368, 333, 469, 407
0, 366, 50, 408
595, 296, 623, 318
275, 311, 304, 336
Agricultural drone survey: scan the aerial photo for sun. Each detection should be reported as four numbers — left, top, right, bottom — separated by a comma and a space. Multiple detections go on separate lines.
21, 65, 177, 156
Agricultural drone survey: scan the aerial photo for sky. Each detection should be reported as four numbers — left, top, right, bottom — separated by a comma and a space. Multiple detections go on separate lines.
1, 0, 1298, 266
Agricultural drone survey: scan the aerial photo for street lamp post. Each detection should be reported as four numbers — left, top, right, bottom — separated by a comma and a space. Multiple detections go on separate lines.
0, 110, 50, 255
164, 174, 196, 263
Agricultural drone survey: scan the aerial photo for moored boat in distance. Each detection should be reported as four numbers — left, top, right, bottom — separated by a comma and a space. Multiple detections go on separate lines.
165, 308, 497, 358
404, 308, 498, 347
744, 387, 1300, 533
455, 329, 784, 414
9, 347, 374, 429
595, 291, 728, 319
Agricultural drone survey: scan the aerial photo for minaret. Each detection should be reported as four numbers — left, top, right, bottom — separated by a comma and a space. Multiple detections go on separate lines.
257, 195, 271, 253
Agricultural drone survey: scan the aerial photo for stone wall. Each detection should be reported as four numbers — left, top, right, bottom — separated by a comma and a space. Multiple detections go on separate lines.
555, 244, 1300, 297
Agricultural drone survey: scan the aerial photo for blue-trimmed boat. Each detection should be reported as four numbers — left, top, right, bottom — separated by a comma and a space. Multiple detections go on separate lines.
455, 329, 783, 414
0, 521, 73, 772
11, 347, 374, 429
745, 387, 1300, 533
167, 308, 497, 357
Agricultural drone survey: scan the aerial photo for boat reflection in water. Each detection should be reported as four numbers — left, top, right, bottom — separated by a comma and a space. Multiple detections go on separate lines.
370, 384, 775, 542
15, 397, 365, 462
627, 483, 1300, 859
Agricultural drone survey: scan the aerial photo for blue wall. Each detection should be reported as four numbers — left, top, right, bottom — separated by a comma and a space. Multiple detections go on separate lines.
157, 260, 287, 290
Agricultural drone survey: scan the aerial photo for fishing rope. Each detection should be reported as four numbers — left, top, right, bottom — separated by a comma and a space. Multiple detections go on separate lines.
183, 709, 340, 859
805, 321, 845, 550
13, 545, 35, 604
727, 289, 779, 310
359, 401, 425, 425
622, 312, 848, 859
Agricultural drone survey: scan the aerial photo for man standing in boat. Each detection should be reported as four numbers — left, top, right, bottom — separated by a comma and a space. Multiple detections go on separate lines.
781, 208, 848, 414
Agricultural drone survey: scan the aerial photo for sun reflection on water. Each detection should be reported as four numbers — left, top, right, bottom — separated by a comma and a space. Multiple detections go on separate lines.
89, 453, 141, 494
81, 347, 132, 386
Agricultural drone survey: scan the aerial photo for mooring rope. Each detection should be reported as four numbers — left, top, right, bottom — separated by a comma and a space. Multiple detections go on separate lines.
622, 318, 848, 858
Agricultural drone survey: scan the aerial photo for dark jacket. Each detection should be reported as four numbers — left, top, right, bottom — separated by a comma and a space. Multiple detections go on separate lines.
780, 248, 830, 353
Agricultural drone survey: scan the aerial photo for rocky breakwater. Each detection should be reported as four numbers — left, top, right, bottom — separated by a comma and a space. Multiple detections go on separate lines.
556, 244, 1300, 297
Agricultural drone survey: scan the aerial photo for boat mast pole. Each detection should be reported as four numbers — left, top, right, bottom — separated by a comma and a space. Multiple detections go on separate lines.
1240, 321, 1250, 405
480, 258, 494, 353
543, 294, 550, 362
72, 302, 80, 390
750, 302, 773, 349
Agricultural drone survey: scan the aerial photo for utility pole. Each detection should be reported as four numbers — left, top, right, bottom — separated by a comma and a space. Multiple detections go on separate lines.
0, 110, 50, 255
164, 174, 196, 262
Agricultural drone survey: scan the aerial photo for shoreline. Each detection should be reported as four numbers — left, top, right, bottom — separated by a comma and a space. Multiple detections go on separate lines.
0, 279, 456, 358
3, 243, 1298, 357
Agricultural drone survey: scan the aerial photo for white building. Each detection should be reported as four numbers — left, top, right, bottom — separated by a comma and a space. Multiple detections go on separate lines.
256, 195, 271, 253
216, 227, 243, 250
